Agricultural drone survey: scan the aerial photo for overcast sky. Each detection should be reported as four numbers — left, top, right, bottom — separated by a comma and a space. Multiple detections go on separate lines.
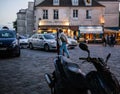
0, 1, 119, 30
0, 0, 34, 29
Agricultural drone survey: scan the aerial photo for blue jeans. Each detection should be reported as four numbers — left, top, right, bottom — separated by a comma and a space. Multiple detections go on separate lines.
60, 42, 70, 58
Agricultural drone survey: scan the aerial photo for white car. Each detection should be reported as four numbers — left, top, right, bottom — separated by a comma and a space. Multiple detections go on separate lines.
50, 33, 78, 49
18, 35, 28, 48
28, 33, 56, 51
67, 36, 78, 49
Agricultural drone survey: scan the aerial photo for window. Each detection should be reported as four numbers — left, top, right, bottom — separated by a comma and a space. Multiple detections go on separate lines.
72, 0, 78, 5
87, 0, 90, 3
43, 10, 48, 19
86, 10, 91, 19
43, 34, 55, 39
73, 10, 78, 18
85, 0, 92, 6
53, 10, 59, 19
0, 31, 15, 38
32, 34, 37, 39
53, 0, 59, 5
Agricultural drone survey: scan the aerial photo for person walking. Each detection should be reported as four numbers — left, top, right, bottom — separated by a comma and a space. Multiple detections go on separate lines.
58, 29, 70, 58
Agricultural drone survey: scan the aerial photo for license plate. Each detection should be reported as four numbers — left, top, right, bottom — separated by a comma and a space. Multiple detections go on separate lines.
0, 48, 7, 50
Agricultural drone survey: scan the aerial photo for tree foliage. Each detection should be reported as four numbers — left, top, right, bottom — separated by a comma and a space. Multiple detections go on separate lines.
13, 20, 17, 31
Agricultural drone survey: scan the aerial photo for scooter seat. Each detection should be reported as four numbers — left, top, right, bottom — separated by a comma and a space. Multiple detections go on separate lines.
61, 56, 85, 75
67, 63, 84, 74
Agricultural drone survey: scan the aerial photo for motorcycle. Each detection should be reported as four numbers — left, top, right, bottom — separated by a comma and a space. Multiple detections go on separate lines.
45, 43, 120, 94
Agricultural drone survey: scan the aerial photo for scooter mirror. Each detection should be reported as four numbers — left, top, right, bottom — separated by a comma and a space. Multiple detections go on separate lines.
79, 43, 90, 56
105, 53, 111, 63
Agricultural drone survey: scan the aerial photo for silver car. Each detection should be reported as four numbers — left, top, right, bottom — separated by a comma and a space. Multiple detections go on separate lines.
51, 33, 78, 49
28, 33, 56, 51
67, 36, 78, 49
18, 35, 28, 48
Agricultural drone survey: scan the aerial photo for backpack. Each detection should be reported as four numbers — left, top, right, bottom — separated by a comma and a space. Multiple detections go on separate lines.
60, 34, 67, 42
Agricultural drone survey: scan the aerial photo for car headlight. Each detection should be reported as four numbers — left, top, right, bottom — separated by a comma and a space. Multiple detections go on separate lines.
12, 40, 19, 47
49, 41, 56, 44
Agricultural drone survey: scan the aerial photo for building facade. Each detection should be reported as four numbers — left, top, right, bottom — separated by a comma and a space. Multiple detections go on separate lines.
34, 0, 119, 42
17, 2, 34, 37
98, 0, 119, 27
17, 9, 26, 35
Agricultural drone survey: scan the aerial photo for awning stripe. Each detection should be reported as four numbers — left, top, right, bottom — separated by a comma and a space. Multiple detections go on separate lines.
79, 26, 103, 33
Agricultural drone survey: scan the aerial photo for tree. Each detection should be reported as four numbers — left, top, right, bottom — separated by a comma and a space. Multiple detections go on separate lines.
13, 20, 17, 32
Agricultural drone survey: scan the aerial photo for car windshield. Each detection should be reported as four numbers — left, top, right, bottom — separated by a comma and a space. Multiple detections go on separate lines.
0, 31, 15, 38
19, 35, 27, 39
43, 34, 55, 39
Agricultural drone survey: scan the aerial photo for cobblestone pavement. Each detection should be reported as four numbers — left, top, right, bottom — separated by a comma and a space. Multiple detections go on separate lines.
0, 44, 120, 94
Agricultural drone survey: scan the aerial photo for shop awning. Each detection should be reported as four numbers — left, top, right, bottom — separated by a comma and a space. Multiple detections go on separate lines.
105, 27, 119, 31
79, 26, 103, 33
104, 27, 120, 33
104, 29, 118, 33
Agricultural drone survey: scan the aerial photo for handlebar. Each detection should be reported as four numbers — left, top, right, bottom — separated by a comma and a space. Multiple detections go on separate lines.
79, 57, 108, 69
79, 57, 96, 62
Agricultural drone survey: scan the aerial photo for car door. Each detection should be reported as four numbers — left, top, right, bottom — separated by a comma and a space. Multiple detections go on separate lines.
37, 35, 44, 48
31, 34, 38, 47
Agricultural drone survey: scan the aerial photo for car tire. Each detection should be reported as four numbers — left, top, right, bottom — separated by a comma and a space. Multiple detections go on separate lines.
44, 44, 49, 51
29, 43, 34, 49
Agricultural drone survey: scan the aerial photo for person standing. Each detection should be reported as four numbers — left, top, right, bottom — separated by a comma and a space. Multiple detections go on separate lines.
106, 34, 110, 46
58, 29, 70, 58
102, 36, 106, 47
110, 34, 116, 47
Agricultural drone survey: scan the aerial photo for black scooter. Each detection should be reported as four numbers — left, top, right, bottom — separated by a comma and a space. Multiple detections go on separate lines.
45, 42, 120, 94
79, 43, 120, 94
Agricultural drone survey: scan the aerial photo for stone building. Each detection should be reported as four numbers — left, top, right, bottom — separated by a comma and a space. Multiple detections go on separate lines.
34, 0, 119, 42
17, 9, 26, 35
17, 2, 34, 37
17, 0, 119, 42
98, 0, 119, 27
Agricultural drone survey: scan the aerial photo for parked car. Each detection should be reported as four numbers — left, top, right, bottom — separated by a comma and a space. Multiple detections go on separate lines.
18, 35, 28, 48
50, 33, 78, 49
67, 36, 78, 49
28, 33, 56, 51
0, 30, 20, 57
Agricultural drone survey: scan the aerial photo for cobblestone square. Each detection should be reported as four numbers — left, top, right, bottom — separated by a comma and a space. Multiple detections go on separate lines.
0, 44, 120, 94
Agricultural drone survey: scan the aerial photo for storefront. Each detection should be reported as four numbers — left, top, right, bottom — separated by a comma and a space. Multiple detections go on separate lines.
79, 26, 103, 43
104, 29, 120, 44
37, 25, 79, 38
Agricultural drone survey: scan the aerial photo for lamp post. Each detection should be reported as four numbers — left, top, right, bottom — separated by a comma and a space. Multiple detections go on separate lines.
100, 15, 105, 36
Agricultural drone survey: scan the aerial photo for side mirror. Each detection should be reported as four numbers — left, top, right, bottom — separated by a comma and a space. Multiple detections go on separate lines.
79, 43, 90, 57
